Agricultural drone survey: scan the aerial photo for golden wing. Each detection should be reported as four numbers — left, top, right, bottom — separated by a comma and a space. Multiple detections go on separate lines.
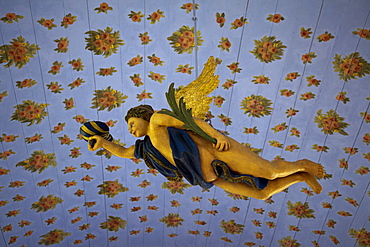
175, 56, 220, 120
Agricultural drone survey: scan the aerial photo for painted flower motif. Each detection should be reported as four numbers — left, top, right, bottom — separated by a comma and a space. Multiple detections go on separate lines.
161, 180, 191, 194
218, 114, 232, 126
53, 37, 69, 53
250, 36, 286, 63
100, 216, 127, 232
317, 31, 335, 42
219, 220, 244, 234
10, 100, 49, 126
148, 54, 164, 66
278, 236, 300, 247
85, 27, 124, 57
360, 111, 370, 123
180, 3, 199, 13
1, 13, 24, 23
0, 133, 19, 143
47, 82, 64, 93
252, 75, 270, 84
148, 71, 165, 83
301, 52, 317, 64
280, 89, 295, 97
97, 180, 129, 198
68, 78, 85, 89
69, 147, 81, 158
300, 27, 312, 39
212, 95, 226, 108
314, 109, 349, 135
230, 16, 248, 29
130, 74, 143, 87
287, 201, 315, 219
218, 37, 232, 52
0, 150, 15, 160
51, 123, 65, 134
136, 90, 153, 102
348, 228, 370, 247
37, 18, 57, 30
58, 135, 74, 145
311, 144, 329, 153
0, 36, 40, 69
0, 91, 8, 102
61, 13, 76, 28
266, 14, 284, 23
336, 91, 350, 104
96, 67, 117, 76
94, 2, 113, 14
91, 86, 128, 111
175, 64, 194, 74
16, 78, 38, 89
352, 28, 370, 40
16, 150, 57, 173
300, 92, 315, 101
285, 144, 300, 152
167, 25, 203, 54
222, 79, 237, 89
127, 55, 143, 66
306, 75, 321, 87
38, 229, 71, 246
285, 107, 299, 117
243, 126, 259, 135
269, 140, 283, 148
271, 122, 288, 133
147, 9, 165, 24
240, 95, 273, 118
227, 62, 241, 73
362, 133, 370, 145
215, 12, 226, 27
31, 194, 63, 213
139, 32, 152, 45
159, 213, 184, 228
48, 61, 63, 75
24, 134, 44, 144
332, 52, 370, 82
69, 58, 84, 71
128, 11, 145, 22
290, 127, 301, 137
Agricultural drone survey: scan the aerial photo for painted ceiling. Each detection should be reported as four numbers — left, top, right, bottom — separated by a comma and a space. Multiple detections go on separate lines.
0, 0, 369, 246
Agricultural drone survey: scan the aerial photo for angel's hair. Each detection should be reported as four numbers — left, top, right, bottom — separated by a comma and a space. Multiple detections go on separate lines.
125, 105, 154, 122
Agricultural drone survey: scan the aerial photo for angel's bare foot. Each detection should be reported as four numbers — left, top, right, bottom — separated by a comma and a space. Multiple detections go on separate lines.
301, 159, 325, 178
302, 173, 322, 194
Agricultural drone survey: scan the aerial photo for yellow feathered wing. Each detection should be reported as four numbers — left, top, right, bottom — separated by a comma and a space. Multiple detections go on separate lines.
174, 56, 220, 120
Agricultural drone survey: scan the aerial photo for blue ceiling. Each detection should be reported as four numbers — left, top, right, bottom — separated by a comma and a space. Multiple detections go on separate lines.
0, 0, 369, 246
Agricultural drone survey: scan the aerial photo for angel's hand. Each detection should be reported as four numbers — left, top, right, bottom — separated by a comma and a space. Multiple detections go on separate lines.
88, 136, 105, 151
213, 135, 230, 152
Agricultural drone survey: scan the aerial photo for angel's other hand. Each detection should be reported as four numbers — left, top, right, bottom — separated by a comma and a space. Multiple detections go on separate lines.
213, 135, 230, 151
88, 135, 104, 151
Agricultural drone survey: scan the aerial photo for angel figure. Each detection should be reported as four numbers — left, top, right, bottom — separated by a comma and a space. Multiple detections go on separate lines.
86, 57, 324, 200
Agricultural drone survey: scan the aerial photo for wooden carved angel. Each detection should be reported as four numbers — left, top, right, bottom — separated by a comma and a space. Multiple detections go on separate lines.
83, 57, 324, 200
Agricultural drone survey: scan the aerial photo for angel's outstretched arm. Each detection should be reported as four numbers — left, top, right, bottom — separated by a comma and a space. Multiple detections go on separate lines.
152, 113, 230, 151
88, 135, 136, 158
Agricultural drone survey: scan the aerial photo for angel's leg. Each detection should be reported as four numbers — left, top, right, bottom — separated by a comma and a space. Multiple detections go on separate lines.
211, 137, 324, 180
212, 172, 322, 200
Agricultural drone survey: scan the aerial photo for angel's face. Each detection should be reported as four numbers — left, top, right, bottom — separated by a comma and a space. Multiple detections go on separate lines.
127, 117, 149, 137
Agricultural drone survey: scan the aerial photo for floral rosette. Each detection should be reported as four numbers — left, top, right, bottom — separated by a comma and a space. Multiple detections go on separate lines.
31, 194, 64, 213
220, 220, 245, 234
85, 27, 124, 58
0, 36, 40, 69
314, 109, 349, 135
250, 36, 286, 63
161, 180, 191, 194
100, 216, 127, 231
167, 25, 203, 54
240, 95, 273, 118
91, 86, 127, 112
159, 213, 184, 227
287, 201, 315, 219
16, 150, 57, 173
38, 229, 71, 246
332, 52, 370, 82
10, 100, 49, 126
97, 180, 129, 198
